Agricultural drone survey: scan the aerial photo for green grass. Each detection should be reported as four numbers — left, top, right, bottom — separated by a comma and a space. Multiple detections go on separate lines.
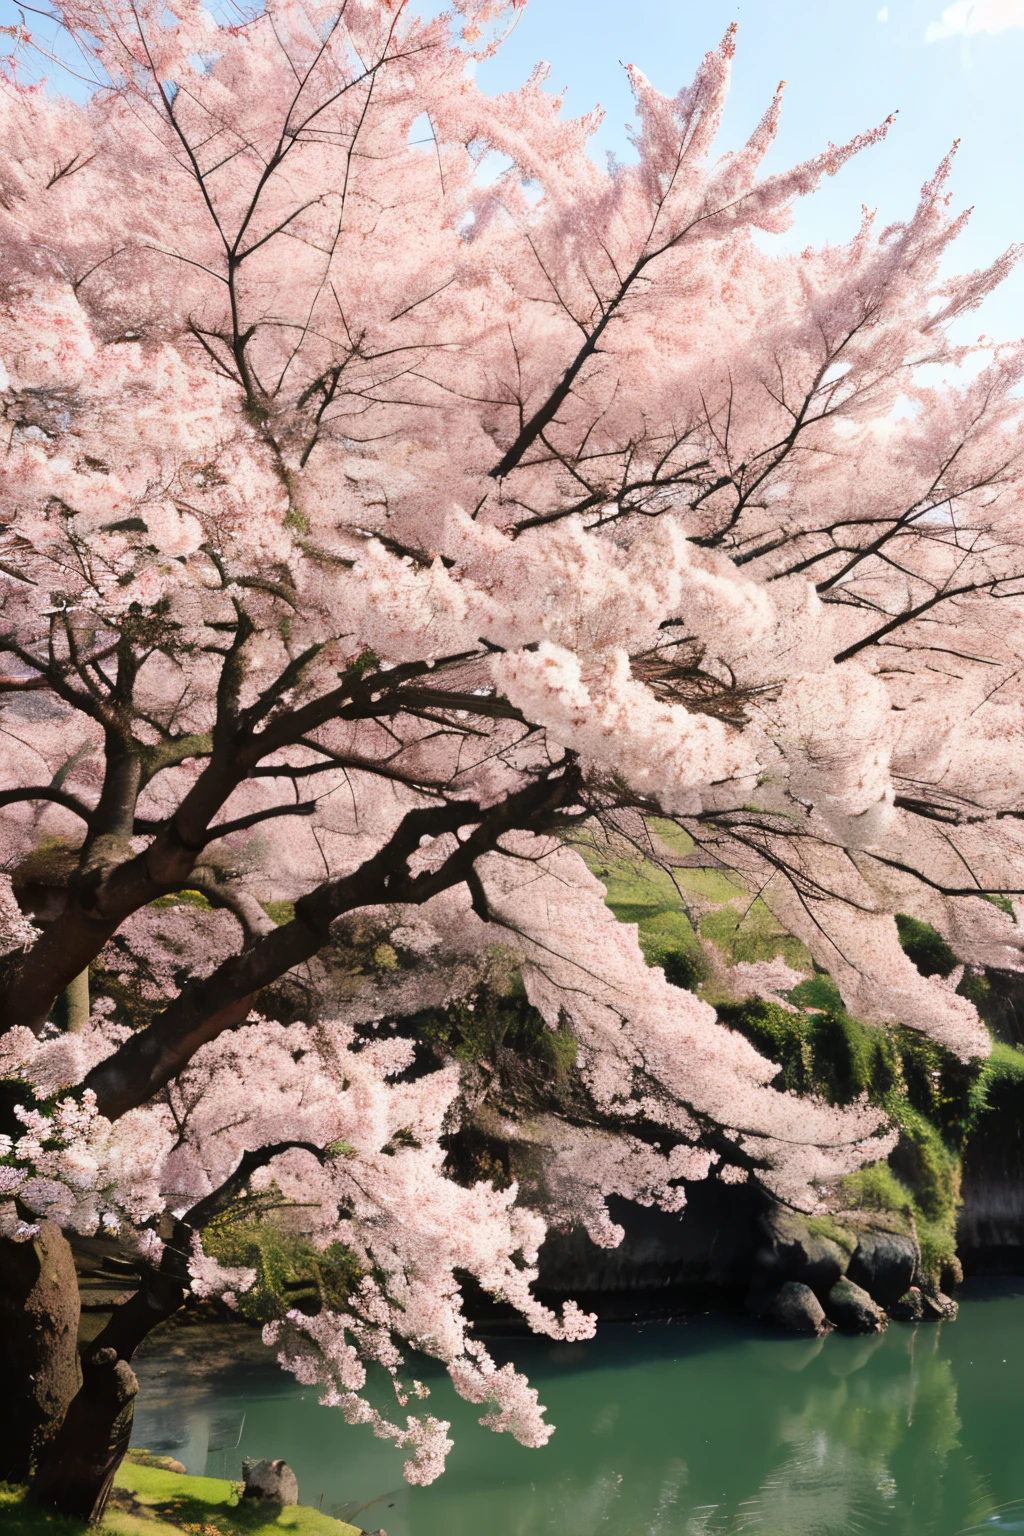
1, 1484, 91, 1535
575, 821, 745, 918
1, 1463, 361, 1536
261, 901, 296, 927
592, 856, 742, 925
698, 899, 812, 970
574, 824, 814, 990
575, 820, 818, 987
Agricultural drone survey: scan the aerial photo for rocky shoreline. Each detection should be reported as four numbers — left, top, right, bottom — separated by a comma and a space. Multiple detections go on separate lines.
536, 1192, 958, 1336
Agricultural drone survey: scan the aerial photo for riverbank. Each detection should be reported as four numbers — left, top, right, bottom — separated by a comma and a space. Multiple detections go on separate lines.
1, 1459, 361, 1536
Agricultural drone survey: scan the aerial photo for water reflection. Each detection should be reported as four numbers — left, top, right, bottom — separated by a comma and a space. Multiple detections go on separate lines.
132, 1282, 1024, 1536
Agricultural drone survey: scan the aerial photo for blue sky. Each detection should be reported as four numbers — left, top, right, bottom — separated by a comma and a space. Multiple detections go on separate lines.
4, 0, 1023, 336
476, 0, 1024, 340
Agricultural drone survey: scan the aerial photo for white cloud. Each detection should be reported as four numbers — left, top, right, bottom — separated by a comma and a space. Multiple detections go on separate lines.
926, 0, 1024, 40
877, 5, 888, 18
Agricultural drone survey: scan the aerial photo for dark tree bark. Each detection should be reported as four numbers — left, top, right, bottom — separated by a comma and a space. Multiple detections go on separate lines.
30, 1348, 140, 1523
0, 1220, 83, 1485
28, 1259, 187, 1522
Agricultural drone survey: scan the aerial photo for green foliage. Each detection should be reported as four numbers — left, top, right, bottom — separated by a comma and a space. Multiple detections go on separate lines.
571, 820, 1024, 1289
838, 1162, 914, 1219
202, 1212, 362, 1324
985, 893, 1015, 918
715, 998, 901, 1106
916, 1218, 961, 1289
871, 1098, 962, 1285
788, 973, 843, 1013
810, 1010, 902, 1105
372, 943, 398, 971
837, 1147, 960, 1287
571, 823, 983, 1288
715, 999, 813, 1093
419, 948, 577, 1080
957, 967, 993, 1014
963, 1039, 1024, 1136
889, 1026, 978, 1148
719, 990, 970, 1285
636, 910, 708, 991
985, 1038, 1024, 1084
894, 914, 958, 979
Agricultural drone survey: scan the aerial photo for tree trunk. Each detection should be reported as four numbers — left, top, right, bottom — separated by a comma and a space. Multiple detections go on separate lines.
29, 1265, 187, 1523
0, 1220, 82, 1485
29, 1347, 140, 1524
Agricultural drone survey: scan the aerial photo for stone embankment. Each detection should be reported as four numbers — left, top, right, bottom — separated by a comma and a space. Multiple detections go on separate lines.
957, 1066, 1024, 1273
537, 1184, 959, 1334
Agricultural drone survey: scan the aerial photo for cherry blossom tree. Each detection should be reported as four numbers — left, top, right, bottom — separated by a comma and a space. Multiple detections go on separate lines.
2, 0, 1024, 1517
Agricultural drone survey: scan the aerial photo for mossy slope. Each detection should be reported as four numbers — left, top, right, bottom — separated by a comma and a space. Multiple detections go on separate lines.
578, 824, 1024, 1286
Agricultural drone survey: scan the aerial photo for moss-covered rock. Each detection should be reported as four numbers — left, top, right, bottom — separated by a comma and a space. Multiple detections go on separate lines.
767, 1281, 831, 1336
847, 1231, 919, 1307
825, 1277, 888, 1334
758, 1207, 849, 1294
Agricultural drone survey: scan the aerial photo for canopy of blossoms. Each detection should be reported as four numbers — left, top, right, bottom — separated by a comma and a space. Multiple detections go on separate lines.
2, 0, 1024, 1482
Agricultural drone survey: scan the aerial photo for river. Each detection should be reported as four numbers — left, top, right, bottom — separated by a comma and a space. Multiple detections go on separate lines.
131, 1279, 1024, 1536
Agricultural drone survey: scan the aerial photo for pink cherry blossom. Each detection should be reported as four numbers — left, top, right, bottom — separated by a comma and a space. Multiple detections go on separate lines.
1, 0, 1022, 1490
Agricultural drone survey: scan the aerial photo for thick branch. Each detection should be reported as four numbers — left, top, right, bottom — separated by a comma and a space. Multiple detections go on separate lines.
0, 786, 92, 821
84, 768, 582, 1119
184, 1141, 326, 1230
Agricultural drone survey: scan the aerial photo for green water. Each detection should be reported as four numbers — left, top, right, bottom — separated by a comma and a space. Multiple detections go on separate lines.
132, 1281, 1024, 1536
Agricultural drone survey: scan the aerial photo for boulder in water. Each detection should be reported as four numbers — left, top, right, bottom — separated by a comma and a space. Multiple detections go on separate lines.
889, 1287, 924, 1322
241, 1458, 299, 1505
921, 1290, 958, 1322
825, 1277, 888, 1333
759, 1209, 849, 1294
767, 1281, 831, 1335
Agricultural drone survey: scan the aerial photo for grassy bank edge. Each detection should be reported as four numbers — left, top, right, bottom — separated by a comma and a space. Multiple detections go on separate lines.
0, 1461, 363, 1536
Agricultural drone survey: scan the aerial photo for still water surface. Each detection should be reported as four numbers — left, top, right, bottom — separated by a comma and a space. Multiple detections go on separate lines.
133, 1280, 1024, 1536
